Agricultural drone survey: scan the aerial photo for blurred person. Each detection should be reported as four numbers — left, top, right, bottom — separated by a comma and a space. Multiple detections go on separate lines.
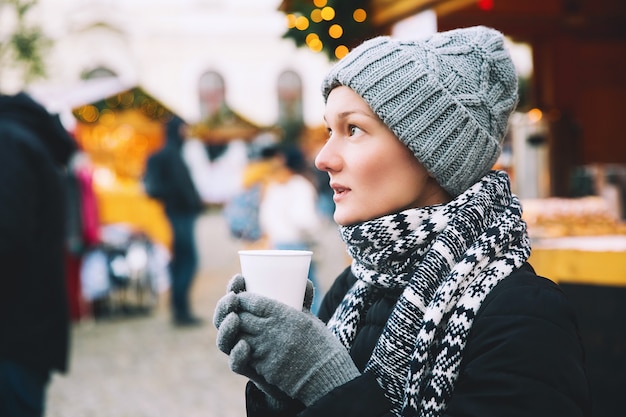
144, 115, 204, 327
222, 146, 276, 248
214, 27, 591, 416
0, 92, 75, 417
258, 145, 323, 312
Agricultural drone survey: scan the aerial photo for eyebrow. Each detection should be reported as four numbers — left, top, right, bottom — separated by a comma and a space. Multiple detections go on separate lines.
324, 109, 377, 122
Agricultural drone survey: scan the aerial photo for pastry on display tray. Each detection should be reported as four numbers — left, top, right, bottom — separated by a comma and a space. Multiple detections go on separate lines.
521, 197, 626, 239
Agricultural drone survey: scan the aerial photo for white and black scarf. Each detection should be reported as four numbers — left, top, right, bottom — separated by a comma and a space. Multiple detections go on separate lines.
327, 171, 531, 417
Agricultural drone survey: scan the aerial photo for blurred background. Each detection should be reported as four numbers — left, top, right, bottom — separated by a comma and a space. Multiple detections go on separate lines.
1, 1, 624, 416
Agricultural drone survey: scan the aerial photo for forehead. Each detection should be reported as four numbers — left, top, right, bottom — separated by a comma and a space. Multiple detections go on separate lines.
324, 86, 376, 118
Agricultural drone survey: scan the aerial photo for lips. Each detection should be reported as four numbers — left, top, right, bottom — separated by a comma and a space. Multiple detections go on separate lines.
330, 183, 350, 201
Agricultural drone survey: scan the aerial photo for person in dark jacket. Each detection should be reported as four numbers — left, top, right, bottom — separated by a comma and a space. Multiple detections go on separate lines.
0, 92, 75, 417
144, 115, 204, 326
214, 26, 591, 416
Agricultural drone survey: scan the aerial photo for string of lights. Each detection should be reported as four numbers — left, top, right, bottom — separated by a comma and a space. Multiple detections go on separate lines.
282, 0, 371, 60
73, 89, 172, 124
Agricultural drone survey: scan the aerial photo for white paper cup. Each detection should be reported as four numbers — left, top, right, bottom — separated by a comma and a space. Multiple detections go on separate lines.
238, 250, 312, 309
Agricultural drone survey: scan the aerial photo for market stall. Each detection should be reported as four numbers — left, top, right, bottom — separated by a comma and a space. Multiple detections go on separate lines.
72, 86, 173, 248
523, 196, 626, 286
529, 235, 626, 286
522, 196, 626, 417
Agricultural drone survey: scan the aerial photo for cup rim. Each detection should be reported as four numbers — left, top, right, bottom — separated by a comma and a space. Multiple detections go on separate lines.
238, 250, 313, 256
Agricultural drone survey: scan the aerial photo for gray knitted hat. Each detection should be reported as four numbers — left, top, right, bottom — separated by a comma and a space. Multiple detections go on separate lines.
322, 26, 518, 197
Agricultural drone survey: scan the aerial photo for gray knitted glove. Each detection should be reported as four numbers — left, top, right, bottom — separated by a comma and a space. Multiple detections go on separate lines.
213, 274, 316, 407
213, 276, 360, 406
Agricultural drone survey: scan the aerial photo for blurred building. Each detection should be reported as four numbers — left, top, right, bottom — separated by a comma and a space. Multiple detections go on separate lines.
9, 0, 332, 129
1, 0, 336, 247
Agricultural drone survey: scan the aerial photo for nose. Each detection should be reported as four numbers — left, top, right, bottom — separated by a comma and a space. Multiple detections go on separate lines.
314, 138, 340, 173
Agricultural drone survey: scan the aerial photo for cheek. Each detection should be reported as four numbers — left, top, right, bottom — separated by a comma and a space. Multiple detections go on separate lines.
357, 154, 411, 208
352, 149, 390, 190
363, 151, 427, 211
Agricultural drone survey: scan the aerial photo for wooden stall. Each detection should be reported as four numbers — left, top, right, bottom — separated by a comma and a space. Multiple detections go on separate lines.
72, 86, 173, 248
521, 196, 626, 417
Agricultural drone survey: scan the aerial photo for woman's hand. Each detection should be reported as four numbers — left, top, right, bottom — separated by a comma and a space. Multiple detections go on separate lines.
213, 275, 360, 406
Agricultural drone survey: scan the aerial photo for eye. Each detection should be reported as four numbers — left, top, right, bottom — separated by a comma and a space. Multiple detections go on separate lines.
348, 125, 363, 136
326, 127, 333, 141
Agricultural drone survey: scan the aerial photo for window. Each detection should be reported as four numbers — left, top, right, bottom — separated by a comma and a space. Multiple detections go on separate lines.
199, 70, 226, 119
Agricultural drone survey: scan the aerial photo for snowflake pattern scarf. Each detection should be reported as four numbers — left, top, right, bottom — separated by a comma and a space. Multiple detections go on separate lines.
327, 171, 531, 417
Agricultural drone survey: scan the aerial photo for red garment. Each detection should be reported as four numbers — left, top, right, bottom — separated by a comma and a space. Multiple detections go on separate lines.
65, 165, 100, 322
64, 253, 89, 321
77, 167, 100, 246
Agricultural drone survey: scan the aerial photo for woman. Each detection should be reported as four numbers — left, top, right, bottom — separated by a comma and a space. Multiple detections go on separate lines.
214, 26, 591, 417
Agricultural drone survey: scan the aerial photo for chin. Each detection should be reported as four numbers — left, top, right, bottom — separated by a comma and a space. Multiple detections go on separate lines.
333, 211, 350, 227
333, 210, 365, 227
333, 215, 346, 226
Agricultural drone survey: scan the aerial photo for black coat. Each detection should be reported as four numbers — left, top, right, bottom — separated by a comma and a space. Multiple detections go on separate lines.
143, 117, 202, 216
246, 263, 592, 417
0, 93, 75, 374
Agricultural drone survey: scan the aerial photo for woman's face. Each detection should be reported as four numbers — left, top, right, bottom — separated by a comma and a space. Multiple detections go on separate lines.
315, 86, 451, 226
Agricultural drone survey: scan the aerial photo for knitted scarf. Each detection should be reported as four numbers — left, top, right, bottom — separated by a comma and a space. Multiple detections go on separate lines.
327, 171, 531, 417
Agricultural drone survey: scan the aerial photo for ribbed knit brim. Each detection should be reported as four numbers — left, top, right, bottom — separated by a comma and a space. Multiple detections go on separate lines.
322, 26, 518, 197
